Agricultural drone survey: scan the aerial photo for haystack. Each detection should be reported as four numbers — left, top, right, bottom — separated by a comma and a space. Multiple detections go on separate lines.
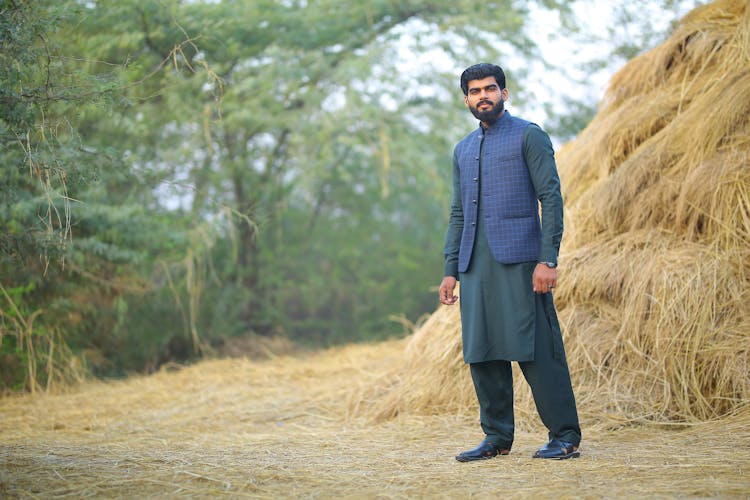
354, 0, 750, 425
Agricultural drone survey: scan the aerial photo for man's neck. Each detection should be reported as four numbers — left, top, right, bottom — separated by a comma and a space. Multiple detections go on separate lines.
481, 109, 506, 129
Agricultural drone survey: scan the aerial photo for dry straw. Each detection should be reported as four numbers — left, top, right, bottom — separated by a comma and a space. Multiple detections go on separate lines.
353, 0, 750, 425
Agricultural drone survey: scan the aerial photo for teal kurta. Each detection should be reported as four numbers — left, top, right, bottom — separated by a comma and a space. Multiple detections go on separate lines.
445, 122, 563, 363
459, 211, 537, 362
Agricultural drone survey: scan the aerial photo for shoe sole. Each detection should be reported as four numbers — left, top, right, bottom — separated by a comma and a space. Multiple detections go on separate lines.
455, 449, 510, 462
455, 455, 495, 462
533, 451, 580, 460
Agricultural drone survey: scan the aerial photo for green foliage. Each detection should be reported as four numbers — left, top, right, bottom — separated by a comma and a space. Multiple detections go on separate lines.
79, 0, 534, 349
0, 0, 189, 385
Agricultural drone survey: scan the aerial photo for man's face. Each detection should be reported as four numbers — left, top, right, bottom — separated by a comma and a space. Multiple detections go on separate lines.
464, 76, 508, 124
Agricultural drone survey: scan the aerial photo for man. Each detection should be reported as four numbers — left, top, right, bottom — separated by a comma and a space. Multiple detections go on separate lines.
439, 63, 581, 461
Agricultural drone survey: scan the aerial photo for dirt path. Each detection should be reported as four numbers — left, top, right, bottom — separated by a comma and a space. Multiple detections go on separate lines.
1, 343, 748, 498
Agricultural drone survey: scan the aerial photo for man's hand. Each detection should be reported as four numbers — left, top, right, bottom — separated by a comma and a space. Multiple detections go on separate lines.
439, 276, 459, 305
533, 264, 557, 294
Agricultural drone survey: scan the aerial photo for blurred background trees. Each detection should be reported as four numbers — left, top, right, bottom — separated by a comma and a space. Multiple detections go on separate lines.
0, 0, 702, 389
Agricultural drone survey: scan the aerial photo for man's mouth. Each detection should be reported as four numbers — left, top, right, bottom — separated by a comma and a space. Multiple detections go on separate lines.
478, 102, 492, 109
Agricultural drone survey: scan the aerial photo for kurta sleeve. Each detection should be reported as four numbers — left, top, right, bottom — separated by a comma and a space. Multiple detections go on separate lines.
523, 124, 563, 264
443, 147, 463, 278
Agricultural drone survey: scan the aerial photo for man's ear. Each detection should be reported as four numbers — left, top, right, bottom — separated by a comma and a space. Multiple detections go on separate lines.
464, 95, 470, 108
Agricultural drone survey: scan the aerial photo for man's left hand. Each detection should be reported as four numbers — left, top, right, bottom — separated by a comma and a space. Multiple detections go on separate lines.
533, 264, 557, 294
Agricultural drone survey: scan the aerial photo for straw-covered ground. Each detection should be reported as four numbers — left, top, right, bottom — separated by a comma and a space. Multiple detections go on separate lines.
2, 0, 749, 497
1, 341, 749, 498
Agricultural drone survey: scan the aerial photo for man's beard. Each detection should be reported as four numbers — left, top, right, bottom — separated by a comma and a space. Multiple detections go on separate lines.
469, 99, 504, 124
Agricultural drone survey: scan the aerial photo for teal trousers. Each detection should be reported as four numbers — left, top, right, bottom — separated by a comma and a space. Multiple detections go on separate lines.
468, 293, 581, 449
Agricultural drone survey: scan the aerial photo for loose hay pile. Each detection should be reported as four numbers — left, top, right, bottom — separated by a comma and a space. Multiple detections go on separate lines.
354, 0, 750, 425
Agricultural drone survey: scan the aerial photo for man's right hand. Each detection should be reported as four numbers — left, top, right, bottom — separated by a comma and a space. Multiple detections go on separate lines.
439, 276, 459, 305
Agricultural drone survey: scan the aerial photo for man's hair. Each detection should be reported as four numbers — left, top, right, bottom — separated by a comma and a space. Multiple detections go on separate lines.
460, 63, 506, 95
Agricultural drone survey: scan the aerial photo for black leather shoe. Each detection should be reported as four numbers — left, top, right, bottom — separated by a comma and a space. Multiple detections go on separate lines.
532, 439, 580, 459
455, 440, 510, 462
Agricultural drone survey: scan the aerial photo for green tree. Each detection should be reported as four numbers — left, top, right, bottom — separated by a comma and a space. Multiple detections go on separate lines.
59, 0, 540, 347
0, 0, 196, 386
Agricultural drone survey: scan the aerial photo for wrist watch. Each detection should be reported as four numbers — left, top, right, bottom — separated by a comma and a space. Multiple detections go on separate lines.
540, 261, 557, 268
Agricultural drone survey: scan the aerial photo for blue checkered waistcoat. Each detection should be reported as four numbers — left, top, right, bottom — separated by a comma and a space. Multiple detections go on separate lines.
454, 112, 541, 272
